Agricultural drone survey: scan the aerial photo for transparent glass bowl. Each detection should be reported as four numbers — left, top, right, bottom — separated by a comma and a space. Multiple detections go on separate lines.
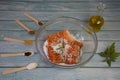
35, 16, 98, 68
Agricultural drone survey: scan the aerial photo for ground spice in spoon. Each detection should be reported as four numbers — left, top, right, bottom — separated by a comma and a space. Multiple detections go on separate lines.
28, 31, 35, 35
38, 21, 44, 26
24, 40, 34, 46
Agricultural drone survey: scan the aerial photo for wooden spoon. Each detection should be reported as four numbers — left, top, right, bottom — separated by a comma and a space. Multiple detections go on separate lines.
24, 12, 43, 26
3, 37, 34, 46
0, 51, 34, 57
16, 19, 35, 35
2, 63, 38, 75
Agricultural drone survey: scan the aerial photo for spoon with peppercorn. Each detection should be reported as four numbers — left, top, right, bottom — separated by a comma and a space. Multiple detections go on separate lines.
0, 51, 34, 57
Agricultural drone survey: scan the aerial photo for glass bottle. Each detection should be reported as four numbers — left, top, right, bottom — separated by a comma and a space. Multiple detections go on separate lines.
89, 3, 106, 32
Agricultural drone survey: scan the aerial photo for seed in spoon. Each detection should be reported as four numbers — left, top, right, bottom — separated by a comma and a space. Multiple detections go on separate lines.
24, 40, 34, 46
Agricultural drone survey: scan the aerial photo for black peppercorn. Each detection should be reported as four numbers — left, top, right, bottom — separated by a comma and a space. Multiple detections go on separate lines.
24, 52, 32, 56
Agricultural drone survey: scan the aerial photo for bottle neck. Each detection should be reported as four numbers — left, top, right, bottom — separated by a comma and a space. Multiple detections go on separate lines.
96, 3, 105, 16
96, 9, 103, 16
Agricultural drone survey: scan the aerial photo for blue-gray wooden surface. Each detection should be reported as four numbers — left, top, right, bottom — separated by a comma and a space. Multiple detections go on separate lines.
0, 0, 120, 80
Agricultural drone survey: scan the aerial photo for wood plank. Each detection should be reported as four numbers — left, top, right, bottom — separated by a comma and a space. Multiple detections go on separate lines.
1, 0, 120, 2
102, 21, 120, 30
0, 11, 120, 21
96, 31, 120, 40
0, 41, 36, 52
0, 53, 120, 67
0, 21, 120, 30
0, 21, 39, 30
0, 40, 120, 53
0, 2, 120, 11
0, 68, 120, 80
0, 53, 44, 67
0, 31, 35, 40
0, 30, 120, 40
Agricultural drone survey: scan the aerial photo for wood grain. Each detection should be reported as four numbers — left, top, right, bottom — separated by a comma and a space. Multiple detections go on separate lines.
0, 0, 120, 80
0, 11, 120, 21
0, 68, 120, 80
0, 30, 120, 40
0, 1, 120, 11
0, 21, 120, 30
0, 53, 120, 67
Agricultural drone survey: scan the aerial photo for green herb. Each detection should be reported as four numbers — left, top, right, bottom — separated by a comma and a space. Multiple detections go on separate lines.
99, 42, 120, 67
56, 40, 64, 52
57, 46, 63, 51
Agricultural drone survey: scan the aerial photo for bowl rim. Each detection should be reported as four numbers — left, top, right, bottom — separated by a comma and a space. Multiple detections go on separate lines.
35, 16, 98, 68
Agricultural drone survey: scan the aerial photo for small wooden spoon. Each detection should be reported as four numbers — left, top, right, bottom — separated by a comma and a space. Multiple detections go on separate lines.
3, 37, 34, 46
2, 63, 38, 75
16, 19, 35, 35
0, 51, 34, 57
24, 12, 43, 26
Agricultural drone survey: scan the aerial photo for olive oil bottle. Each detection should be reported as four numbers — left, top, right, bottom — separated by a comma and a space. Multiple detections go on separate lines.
89, 3, 106, 32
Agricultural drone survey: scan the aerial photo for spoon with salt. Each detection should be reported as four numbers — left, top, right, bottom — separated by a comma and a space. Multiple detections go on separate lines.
2, 63, 38, 75
0, 51, 34, 57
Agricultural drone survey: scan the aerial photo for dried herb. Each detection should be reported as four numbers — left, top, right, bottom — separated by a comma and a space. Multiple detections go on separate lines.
99, 42, 120, 67
57, 40, 64, 52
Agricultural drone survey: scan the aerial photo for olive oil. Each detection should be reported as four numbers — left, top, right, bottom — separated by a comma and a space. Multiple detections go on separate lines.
89, 15, 104, 32
89, 3, 105, 32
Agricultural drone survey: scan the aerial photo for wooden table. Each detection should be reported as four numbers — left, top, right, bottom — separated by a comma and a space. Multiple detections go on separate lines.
0, 0, 120, 80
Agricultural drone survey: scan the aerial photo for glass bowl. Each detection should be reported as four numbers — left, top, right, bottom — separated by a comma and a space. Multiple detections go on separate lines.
35, 16, 98, 68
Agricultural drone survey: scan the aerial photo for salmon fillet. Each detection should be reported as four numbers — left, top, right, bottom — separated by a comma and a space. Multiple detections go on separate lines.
46, 30, 83, 64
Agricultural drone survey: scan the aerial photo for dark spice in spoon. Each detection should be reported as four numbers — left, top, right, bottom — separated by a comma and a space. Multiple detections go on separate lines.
38, 21, 44, 26
24, 52, 32, 56
28, 31, 35, 35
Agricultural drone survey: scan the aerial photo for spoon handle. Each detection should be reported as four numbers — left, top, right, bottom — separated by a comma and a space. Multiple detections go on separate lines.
16, 19, 33, 32
24, 12, 43, 26
2, 67, 26, 75
24, 12, 38, 24
3, 37, 24, 43
0, 53, 24, 57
